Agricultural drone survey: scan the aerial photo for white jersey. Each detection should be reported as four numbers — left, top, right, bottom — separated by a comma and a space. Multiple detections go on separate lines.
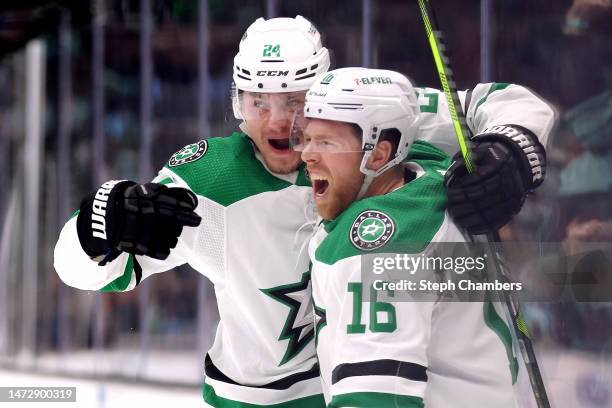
54, 83, 554, 407
309, 141, 518, 407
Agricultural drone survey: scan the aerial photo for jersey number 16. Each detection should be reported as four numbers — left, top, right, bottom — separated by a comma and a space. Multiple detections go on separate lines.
347, 282, 397, 334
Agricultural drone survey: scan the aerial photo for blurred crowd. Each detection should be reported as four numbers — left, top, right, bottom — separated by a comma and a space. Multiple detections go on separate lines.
503, 0, 612, 357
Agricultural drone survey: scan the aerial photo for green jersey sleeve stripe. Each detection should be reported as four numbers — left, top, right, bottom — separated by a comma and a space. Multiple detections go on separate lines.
483, 294, 519, 384
101, 254, 140, 292
473, 82, 511, 116
329, 392, 424, 408
203, 383, 325, 407
158, 176, 174, 185
331, 359, 427, 385
70, 209, 80, 219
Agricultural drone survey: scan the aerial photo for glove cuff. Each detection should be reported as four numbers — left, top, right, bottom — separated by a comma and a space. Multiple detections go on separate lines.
474, 124, 546, 189
76, 180, 134, 258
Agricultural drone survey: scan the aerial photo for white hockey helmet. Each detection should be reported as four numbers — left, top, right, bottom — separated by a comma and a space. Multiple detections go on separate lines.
296, 67, 421, 182
232, 15, 331, 120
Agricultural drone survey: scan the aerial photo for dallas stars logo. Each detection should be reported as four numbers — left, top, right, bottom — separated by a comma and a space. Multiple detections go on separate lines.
169, 140, 208, 167
350, 210, 395, 251
261, 271, 315, 366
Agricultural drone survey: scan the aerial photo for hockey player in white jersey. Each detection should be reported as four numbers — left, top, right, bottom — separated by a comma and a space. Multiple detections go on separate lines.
54, 15, 554, 407
56, 16, 330, 407
297, 67, 552, 407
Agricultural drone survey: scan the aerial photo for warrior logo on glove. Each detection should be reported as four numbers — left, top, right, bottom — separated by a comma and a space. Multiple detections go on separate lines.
77, 181, 201, 264
444, 124, 547, 235
91, 180, 124, 240
480, 125, 545, 186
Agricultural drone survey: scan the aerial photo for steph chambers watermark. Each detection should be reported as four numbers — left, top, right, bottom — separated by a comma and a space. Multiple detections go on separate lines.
372, 278, 523, 293
371, 253, 521, 294
360, 242, 612, 302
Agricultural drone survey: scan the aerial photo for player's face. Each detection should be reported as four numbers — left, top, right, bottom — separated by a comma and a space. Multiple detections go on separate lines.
241, 91, 305, 174
301, 119, 364, 220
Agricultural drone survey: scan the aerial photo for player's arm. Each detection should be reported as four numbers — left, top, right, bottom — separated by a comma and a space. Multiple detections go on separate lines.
53, 171, 201, 292
448, 83, 556, 234
416, 83, 556, 234
322, 257, 433, 408
464, 82, 555, 148
416, 83, 555, 151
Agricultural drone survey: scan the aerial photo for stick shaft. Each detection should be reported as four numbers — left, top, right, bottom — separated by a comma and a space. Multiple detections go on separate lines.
417, 0, 474, 171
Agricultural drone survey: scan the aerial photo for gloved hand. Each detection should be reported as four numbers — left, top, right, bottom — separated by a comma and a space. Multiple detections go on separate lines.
444, 125, 546, 235
77, 180, 201, 263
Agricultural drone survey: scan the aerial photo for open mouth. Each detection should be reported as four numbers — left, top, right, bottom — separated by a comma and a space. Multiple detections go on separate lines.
311, 175, 330, 198
268, 138, 291, 151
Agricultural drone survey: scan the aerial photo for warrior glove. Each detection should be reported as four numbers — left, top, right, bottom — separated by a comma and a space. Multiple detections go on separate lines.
444, 125, 546, 235
76, 181, 201, 264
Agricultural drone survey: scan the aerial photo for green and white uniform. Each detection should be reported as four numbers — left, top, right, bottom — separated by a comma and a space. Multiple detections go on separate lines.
309, 141, 518, 407
54, 83, 553, 407
56, 133, 323, 407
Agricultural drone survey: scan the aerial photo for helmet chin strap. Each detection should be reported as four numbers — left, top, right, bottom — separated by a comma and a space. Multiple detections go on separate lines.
356, 173, 374, 200
357, 152, 377, 200
356, 148, 404, 200
239, 121, 249, 135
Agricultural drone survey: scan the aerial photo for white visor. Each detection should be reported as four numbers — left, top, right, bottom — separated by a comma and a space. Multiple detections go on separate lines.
233, 89, 307, 123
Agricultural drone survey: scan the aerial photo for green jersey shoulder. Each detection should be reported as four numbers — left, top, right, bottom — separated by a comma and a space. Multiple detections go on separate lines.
315, 141, 451, 265
161, 132, 310, 206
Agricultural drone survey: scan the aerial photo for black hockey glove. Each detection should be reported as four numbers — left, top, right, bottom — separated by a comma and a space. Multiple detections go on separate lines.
445, 125, 546, 235
76, 180, 201, 263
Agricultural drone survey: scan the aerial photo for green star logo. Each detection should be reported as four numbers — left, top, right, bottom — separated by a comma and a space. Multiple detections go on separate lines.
175, 144, 198, 160
359, 219, 386, 242
261, 271, 315, 366
350, 210, 395, 251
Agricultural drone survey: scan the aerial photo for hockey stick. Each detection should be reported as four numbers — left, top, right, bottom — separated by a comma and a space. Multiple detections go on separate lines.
417, 1, 551, 407
417, 0, 474, 172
